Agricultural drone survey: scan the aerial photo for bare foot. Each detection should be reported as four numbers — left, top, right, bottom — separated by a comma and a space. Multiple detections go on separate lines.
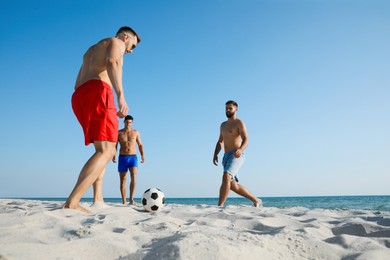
91, 201, 109, 209
253, 199, 262, 208
129, 200, 138, 206
62, 203, 91, 214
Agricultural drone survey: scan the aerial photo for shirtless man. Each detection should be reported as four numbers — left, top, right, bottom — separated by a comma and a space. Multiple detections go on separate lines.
114, 115, 145, 205
64, 27, 141, 213
213, 100, 261, 207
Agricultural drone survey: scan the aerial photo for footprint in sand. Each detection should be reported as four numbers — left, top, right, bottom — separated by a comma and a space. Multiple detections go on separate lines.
64, 215, 107, 240
65, 227, 93, 239
81, 214, 107, 226
96, 214, 106, 221
112, 227, 127, 233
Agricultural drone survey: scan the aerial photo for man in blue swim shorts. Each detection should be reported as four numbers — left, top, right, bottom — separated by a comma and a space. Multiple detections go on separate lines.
213, 100, 261, 207
114, 115, 145, 205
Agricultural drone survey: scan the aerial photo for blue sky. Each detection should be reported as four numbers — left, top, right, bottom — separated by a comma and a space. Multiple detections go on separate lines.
1, 0, 389, 199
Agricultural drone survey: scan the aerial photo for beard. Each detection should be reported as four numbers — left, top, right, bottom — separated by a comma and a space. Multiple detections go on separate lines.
226, 112, 234, 118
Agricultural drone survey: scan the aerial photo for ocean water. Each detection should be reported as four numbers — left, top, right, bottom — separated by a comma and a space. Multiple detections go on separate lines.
19, 196, 390, 212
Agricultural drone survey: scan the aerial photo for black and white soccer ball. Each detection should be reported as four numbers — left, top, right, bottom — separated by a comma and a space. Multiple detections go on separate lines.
142, 188, 165, 212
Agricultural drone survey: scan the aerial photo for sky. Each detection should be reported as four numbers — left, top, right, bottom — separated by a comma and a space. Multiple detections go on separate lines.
0, 0, 389, 199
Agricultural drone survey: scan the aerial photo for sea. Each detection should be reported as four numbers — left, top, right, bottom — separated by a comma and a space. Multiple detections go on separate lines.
19, 195, 390, 212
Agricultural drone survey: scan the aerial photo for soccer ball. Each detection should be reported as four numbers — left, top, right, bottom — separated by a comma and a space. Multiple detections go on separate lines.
142, 188, 165, 212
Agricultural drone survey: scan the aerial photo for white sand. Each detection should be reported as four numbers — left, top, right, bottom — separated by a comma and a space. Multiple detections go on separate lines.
0, 199, 389, 260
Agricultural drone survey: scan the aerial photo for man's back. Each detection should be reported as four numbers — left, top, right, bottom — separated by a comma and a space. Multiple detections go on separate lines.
75, 37, 124, 89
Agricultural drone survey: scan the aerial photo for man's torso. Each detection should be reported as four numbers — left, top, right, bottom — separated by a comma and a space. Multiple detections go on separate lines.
221, 119, 242, 153
118, 129, 138, 155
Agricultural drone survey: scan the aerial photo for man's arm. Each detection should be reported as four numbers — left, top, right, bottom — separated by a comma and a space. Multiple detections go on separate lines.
112, 138, 119, 163
136, 132, 145, 163
234, 120, 248, 158
74, 65, 83, 90
213, 127, 224, 166
106, 38, 128, 118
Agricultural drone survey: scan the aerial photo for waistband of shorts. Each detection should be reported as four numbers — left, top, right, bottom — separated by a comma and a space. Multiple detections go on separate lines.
223, 150, 245, 157
224, 150, 236, 156
76, 79, 111, 90
119, 154, 137, 157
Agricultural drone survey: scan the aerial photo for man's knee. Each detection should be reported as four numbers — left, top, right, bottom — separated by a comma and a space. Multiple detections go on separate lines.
222, 172, 232, 182
230, 181, 240, 191
94, 141, 116, 157
130, 168, 137, 178
119, 173, 127, 182
96, 175, 104, 182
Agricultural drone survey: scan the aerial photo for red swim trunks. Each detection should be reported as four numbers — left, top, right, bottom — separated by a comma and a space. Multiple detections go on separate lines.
72, 80, 118, 146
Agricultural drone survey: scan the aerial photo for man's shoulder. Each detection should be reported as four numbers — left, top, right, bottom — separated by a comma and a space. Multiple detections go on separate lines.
235, 118, 244, 123
221, 118, 243, 124
118, 128, 139, 134
221, 118, 244, 128
130, 129, 140, 135
107, 37, 126, 48
234, 118, 246, 128
97, 37, 115, 44
94, 37, 124, 50
93, 37, 112, 48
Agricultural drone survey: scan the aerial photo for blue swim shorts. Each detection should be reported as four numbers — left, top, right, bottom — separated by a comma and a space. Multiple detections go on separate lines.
222, 150, 245, 182
118, 154, 138, 172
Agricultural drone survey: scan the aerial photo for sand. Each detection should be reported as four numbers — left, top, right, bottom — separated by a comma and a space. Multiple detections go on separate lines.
0, 199, 389, 260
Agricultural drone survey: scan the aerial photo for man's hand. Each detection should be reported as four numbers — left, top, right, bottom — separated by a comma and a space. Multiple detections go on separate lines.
117, 97, 128, 118
112, 156, 117, 163
234, 148, 243, 158
213, 155, 219, 166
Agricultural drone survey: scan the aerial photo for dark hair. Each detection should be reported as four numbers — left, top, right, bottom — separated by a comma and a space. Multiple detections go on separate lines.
116, 26, 141, 43
225, 100, 238, 108
124, 115, 133, 121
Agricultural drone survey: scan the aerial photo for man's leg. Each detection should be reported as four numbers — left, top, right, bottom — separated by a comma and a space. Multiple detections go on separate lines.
64, 141, 116, 213
119, 171, 127, 204
218, 172, 232, 207
93, 168, 106, 203
129, 167, 138, 205
230, 181, 260, 207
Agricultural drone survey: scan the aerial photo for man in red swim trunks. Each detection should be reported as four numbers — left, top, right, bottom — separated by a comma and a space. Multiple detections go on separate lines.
64, 26, 141, 213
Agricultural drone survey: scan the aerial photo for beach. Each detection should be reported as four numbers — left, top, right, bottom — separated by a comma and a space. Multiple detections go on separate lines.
0, 199, 389, 260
